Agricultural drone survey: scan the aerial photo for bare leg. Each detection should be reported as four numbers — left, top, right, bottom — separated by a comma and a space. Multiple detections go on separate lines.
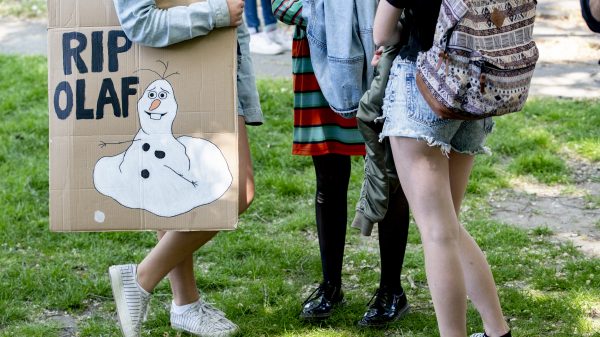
137, 231, 218, 292
138, 117, 256, 300
448, 152, 509, 336
155, 231, 202, 306
389, 137, 466, 337
238, 117, 255, 213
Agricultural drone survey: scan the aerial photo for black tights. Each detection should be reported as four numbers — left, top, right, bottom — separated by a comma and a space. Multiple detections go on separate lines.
313, 154, 351, 286
378, 184, 410, 292
312, 154, 410, 291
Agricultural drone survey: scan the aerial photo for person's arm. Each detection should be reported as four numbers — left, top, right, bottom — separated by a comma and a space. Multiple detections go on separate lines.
271, 0, 305, 27
373, 0, 404, 47
113, 0, 241, 47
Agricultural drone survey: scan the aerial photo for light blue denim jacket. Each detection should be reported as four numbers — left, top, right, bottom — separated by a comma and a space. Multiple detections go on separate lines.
113, 0, 263, 125
302, 0, 377, 116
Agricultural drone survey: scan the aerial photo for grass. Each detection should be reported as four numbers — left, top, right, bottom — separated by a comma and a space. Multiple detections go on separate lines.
0, 54, 599, 336
0, 0, 46, 18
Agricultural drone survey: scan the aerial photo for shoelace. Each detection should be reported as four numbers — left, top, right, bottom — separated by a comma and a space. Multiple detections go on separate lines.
197, 303, 230, 325
365, 288, 381, 308
201, 302, 226, 318
301, 285, 326, 306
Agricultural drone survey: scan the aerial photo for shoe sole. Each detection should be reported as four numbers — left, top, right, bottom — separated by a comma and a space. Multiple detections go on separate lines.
171, 323, 238, 337
357, 303, 411, 328
109, 266, 135, 337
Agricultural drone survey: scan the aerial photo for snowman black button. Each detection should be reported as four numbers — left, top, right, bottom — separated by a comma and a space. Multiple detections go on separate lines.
154, 150, 166, 159
141, 169, 150, 179
142, 143, 150, 152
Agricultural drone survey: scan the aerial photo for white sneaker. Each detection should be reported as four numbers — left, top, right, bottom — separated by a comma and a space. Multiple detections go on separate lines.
109, 264, 151, 337
171, 301, 238, 337
249, 32, 285, 55
266, 29, 292, 51
199, 301, 226, 318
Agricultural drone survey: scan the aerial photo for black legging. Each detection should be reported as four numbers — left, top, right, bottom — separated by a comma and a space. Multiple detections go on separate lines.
312, 154, 410, 291
378, 184, 410, 292
313, 154, 351, 286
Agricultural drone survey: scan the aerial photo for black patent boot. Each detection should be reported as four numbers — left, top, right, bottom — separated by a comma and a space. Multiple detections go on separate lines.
299, 281, 344, 321
358, 286, 410, 327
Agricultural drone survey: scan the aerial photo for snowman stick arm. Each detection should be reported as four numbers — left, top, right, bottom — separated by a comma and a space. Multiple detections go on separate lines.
164, 165, 197, 188
99, 138, 141, 148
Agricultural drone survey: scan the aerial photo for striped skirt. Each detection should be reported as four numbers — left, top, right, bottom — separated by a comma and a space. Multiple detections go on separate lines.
291, 31, 365, 156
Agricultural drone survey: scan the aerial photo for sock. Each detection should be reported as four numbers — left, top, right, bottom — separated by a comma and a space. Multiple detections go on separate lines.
485, 331, 511, 337
171, 299, 200, 315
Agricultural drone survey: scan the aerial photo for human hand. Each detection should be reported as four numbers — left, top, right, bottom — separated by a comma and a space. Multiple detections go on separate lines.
226, 0, 245, 26
371, 46, 384, 67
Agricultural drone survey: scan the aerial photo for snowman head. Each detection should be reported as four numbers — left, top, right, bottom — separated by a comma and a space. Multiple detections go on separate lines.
138, 79, 178, 135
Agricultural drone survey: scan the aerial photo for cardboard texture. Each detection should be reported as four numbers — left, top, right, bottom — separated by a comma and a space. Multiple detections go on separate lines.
48, 0, 239, 231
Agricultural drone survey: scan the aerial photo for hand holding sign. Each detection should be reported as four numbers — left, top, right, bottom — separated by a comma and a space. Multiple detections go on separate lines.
227, 0, 245, 26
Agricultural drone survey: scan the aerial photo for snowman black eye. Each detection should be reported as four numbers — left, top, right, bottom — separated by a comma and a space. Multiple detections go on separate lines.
148, 91, 157, 99
159, 92, 168, 99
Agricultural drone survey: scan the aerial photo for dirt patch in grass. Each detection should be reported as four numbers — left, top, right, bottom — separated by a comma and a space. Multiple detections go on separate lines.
490, 158, 600, 257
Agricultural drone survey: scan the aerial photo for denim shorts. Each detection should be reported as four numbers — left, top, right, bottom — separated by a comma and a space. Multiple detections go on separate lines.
379, 57, 494, 156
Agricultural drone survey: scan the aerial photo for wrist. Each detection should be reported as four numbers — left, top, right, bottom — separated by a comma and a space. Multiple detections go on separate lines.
207, 0, 230, 27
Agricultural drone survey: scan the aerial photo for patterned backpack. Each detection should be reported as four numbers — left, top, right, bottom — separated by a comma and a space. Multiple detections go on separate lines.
416, 0, 539, 120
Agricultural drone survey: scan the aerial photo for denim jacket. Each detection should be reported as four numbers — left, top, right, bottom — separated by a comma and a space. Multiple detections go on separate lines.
113, 0, 263, 125
301, 0, 377, 116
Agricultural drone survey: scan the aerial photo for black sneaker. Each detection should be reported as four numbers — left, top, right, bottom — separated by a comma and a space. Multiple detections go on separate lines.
299, 281, 344, 321
358, 286, 410, 327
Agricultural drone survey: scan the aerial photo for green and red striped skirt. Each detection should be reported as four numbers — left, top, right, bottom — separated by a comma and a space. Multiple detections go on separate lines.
291, 30, 365, 156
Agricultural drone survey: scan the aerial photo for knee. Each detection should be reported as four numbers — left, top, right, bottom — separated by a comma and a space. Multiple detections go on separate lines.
421, 226, 459, 248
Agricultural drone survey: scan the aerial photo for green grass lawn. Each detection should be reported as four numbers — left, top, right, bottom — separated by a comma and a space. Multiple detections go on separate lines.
0, 54, 599, 337
0, 0, 45, 18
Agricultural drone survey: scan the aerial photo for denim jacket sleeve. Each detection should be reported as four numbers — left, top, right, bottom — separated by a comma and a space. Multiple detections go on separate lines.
113, 0, 231, 47
271, 0, 306, 27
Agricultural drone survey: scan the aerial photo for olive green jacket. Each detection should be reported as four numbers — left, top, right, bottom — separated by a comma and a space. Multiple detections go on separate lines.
351, 44, 402, 236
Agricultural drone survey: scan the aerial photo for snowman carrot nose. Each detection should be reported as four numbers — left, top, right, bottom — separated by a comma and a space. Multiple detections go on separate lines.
149, 99, 161, 111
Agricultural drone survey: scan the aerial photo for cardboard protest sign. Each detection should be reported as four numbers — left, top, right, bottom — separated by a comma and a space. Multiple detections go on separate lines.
48, 0, 239, 231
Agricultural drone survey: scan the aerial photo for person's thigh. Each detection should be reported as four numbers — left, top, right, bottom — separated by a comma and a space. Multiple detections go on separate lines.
389, 137, 459, 242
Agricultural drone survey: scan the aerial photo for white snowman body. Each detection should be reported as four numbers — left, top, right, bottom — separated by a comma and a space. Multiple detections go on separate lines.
93, 78, 233, 217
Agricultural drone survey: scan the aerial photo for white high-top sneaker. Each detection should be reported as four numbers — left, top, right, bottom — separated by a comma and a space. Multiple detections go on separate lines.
249, 32, 285, 55
171, 300, 238, 337
109, 264, 151, 337
266, 29, 292, 51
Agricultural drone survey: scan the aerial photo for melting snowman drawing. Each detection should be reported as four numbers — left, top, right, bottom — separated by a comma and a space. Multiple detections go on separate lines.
93, 63, 233, 217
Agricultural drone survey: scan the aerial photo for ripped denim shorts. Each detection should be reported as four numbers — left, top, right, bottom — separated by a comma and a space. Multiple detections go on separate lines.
379, 57, 494, 156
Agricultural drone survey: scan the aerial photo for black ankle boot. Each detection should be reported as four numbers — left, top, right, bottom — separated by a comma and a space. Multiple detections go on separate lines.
300, 281, 344, 320
358, 286, 410, 327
